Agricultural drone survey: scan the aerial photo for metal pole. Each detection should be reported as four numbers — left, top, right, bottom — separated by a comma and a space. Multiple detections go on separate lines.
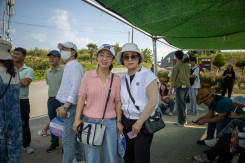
8, 14, 11, 34
128, 31, 130, 43
3, 12, 5, 39
152, 37, 158, 75
132, 27, 134, 43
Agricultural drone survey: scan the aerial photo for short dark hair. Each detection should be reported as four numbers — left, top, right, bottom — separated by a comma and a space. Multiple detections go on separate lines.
190, 57, 197, 63
120, 52, 142, 65
175, 50, 184, 60
14, 47, 27, 56
71, 49, 77, 59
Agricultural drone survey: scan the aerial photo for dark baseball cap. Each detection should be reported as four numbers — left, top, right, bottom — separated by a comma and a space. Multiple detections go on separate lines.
47, 50, 61, 57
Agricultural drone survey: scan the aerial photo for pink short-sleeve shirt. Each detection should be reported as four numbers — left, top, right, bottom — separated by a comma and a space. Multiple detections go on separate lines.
79, 70, 121, 119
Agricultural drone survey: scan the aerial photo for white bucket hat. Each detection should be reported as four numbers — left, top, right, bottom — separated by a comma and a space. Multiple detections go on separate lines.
97, 44, 115, 56
58, 42, 77, 51
117, 43, 144, 65
0, 39, 12, 60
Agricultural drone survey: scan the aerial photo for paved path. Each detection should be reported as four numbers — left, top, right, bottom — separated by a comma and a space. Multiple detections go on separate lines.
20, 68, 243, 163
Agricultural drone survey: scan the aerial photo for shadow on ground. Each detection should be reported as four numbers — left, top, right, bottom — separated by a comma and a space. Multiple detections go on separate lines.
20, 104, 210, 163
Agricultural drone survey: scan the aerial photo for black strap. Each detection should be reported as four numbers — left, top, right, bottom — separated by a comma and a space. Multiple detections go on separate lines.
125, 78, 140, 111
87, 124, 92, 144
101, 74, 114, 120
0, 75, 12, 99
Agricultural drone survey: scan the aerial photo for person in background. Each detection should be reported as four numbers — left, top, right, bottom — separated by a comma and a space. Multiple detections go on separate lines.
73, 44, 122, 163
44, 50, 64, 153
168, 50, 190, 126
13, 47, 34, 154
150, 64, 154, 72
188, 57, 200, 115
192, 132, 245, 163
158, 82, 175, 116
216, 96, 245, 139
195, 88, 245, 147
0, 39, 22, 162
56, 42, 85, 163
37, 122, 50, 136
117, 43, 158, 163
222, 63, 235, 98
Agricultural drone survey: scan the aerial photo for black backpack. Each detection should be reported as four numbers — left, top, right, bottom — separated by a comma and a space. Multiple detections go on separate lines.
190, 66, 199, 86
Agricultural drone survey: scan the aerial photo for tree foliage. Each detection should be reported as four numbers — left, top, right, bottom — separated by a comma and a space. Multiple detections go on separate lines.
87, 43, 98, 64
213, 53, 226, 71
141, 48, 153, 64
236, 60, 245, 75
112, 43, 122, 56
187, 50, 221, 57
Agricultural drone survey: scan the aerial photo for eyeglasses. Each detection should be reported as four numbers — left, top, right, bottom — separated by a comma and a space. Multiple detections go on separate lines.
122, 54, 138, 61
98, 53, 113, 60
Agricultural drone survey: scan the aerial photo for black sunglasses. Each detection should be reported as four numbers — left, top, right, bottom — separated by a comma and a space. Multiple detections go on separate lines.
122, 54, 138, 61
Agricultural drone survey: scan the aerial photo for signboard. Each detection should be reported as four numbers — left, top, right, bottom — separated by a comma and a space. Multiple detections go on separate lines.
198, 58, 212, 71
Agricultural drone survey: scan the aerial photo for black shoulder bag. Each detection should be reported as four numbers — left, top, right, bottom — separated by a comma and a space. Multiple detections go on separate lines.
190, 67, 197, 86
0, 76, 13, 99
77, 74, 114, 146
125, 78, 165, 134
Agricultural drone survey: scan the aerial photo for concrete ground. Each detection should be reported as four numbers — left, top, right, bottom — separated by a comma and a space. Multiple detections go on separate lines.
20, 68, 242, 163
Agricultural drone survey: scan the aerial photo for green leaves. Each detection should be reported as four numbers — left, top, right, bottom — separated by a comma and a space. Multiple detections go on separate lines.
213, 53, 225, 69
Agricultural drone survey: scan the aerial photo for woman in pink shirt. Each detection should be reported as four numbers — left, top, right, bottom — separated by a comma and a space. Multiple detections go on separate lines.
73, 44, 122, 163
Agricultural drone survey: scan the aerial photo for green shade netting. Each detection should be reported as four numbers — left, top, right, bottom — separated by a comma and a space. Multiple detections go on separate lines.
96, 0, 245, 50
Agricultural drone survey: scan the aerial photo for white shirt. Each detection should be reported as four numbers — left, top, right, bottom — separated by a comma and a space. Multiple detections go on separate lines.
56, 60, 84, 104
120, 66, 157, 119
191, 65, 200, 88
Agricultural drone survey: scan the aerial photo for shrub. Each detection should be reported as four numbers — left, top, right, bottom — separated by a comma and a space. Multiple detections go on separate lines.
236, 60, 245, 75
78, 53, 90, 61
33, 70, 46, 80
213, 54, 226, 71
200, 71, 221, 86
157, 70, 170, 78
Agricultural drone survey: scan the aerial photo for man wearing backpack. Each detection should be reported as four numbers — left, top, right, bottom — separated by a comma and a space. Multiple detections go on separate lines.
188, 57, 200, 115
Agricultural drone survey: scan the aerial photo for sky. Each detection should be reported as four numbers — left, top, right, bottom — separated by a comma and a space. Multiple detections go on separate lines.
0, 0, 176, 61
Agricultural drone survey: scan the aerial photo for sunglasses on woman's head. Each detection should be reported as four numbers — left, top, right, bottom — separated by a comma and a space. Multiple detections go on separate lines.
122, 54, 138, 61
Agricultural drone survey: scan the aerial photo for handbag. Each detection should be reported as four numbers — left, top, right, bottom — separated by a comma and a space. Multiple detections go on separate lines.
0, 75, 12, 99
125, 78, 165, 134
77, 74, 114, 146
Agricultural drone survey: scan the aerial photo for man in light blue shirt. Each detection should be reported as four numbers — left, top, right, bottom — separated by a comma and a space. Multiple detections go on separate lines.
13, 47, 34, 154
56, 42, 85, 163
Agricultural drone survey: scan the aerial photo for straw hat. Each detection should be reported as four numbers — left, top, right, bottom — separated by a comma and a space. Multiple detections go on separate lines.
0, 39, 12, 60
196, 88, 216, 105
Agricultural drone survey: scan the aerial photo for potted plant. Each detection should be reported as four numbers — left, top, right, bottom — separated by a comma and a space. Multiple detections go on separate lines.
157, 70, 170, 83
200, 71, 219, 87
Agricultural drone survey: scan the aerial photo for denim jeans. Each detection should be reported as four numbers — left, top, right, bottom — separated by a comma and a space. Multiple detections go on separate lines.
62, 105, 83, 163
175, 87, 189, 124
217, 119, 245, 139
206, 119, 228, 140
158, 100, 175, 114
47, 99, 61, 145
84, 117, 117, 163
189, 88, 198, 113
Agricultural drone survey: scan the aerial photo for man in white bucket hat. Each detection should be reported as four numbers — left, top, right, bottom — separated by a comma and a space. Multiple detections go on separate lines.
117, 43, 158, 163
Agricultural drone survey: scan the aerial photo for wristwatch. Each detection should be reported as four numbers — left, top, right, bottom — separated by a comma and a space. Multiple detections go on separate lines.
62, 105, 68, 111
117, 119, 122, 122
